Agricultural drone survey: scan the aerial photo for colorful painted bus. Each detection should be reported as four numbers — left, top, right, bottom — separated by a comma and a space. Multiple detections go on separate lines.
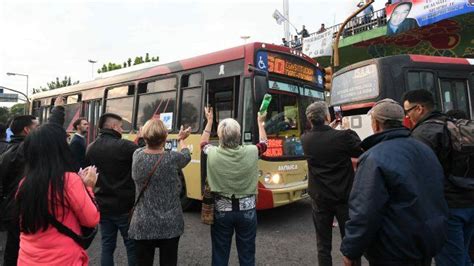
330, 54, 474, 139
30, 42, 326, 210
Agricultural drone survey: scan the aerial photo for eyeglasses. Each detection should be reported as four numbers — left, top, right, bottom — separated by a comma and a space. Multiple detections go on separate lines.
404, 105, 418, 115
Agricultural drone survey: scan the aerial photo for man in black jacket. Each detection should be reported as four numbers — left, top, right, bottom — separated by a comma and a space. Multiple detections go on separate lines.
341, 98, 448, 266
0, 123, 9, 155
85, 113, 137, 266
301, 101, 362, 266
403, 90, 474, 266
69, 117, 89, 168
0, 97, 64, 266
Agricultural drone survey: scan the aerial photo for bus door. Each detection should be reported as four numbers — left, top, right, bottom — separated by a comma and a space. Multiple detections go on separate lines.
83, 99, 102, 144
439, 78, 472, 119
205, 76, 240, 131
201, 76, 240, 190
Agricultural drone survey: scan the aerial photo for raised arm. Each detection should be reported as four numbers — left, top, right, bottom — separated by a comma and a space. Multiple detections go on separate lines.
257, 112, 267, 142
200, 106, 213, 144
48, 95, 65, 126
177, 125, 191, 151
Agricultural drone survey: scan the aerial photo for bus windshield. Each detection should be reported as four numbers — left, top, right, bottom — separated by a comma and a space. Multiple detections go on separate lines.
331, 64, 379, 106
262, 80, 324, 158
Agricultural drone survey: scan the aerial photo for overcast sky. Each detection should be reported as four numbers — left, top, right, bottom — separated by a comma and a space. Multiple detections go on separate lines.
0, 0, 385, 107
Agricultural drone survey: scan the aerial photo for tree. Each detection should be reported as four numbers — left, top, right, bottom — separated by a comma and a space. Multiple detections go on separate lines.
33, 76, 79, 94
10, 103, 26, 116
0, 107, 9, 124
98, 53, 160, 74
47, 76, 79, 90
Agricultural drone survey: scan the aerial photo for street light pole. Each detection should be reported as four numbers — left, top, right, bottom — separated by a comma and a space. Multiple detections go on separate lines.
88, 59, 97, 79
6, 72, 29, 114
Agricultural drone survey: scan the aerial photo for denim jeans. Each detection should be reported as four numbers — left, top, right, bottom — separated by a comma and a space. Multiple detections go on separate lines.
100, 213, 136, 266
435, 207, 474, 266
211, 209, 257, 266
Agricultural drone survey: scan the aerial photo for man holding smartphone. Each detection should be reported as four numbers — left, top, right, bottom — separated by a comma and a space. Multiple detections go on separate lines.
301, 101, 362, 266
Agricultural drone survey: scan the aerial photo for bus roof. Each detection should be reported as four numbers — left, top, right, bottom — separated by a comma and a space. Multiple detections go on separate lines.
334, 54, 474, 76
31, 42, 316, 100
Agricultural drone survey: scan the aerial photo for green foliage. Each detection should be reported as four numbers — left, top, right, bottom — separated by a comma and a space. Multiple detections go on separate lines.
96, 53, 160, 74
10, 103, 26, 116
32, 76, 79, 94
0, 107, 9, 124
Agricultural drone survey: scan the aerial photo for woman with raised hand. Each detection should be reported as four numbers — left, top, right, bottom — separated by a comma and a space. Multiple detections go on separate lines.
200, 107, 268, 266
128, 119, 191, 266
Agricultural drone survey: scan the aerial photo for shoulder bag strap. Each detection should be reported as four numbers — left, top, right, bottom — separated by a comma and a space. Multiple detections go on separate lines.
132, 153, 165, 209
47, 183, 98, 241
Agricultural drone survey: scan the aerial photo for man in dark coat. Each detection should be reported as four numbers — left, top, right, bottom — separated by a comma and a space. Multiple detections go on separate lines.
387, 2, 419, 36
301, 101, 362, 266
0, 97, 64, 266
341, 99, 449, 266
0, 123, 9, 155
69, 117, 89, 168
85, 113, 138, 266
403, 89, 474, 266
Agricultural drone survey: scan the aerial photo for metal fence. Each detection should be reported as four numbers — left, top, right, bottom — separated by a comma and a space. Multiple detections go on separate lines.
288, 8, 388, 51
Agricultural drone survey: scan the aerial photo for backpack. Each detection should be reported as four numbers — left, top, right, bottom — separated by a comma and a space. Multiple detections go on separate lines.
432, 118, 474, 188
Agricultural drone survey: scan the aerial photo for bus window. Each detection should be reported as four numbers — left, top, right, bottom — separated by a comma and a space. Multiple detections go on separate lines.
145, 77, 177, 93
136, 91, 176, 129
439, 79, 470, 115
32, 100, 41, 119
206, 76, 239, 131
182, 73, 202, 87
407, 71, 435, 91
136, 77, 177, 129
48, 94, 83, 131
179, 73, 202, 132
105, 85, 135, 132
407, 71, 438, 109
300, 86, 325, 131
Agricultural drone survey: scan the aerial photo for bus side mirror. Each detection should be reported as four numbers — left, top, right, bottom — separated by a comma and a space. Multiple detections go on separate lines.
249, 64, 269, 103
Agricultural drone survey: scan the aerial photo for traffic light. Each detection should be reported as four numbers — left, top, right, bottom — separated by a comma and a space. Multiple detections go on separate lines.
324, 66, 333, 91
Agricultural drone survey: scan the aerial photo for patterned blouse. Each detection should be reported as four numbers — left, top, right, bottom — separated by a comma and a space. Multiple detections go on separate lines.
128, 147, 191, 240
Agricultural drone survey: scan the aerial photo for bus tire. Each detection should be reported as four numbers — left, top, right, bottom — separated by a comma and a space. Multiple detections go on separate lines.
178, 171, 195, 211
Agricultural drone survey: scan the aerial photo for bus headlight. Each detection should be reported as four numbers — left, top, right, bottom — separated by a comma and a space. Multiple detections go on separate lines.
263, 173, 282, 184
271, 174, 281, 184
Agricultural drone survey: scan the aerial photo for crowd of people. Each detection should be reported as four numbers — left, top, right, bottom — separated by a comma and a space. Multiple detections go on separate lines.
303, 90, 473, 266
0, 88, 472, 266
0, 96, 268, 265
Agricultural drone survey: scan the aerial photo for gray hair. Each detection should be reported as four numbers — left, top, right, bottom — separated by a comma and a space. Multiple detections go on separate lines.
306, 101, 329, 126
217, 118, 241, 149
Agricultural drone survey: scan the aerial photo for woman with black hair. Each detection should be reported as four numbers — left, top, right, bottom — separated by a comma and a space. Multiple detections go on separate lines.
16, 123, 100, 265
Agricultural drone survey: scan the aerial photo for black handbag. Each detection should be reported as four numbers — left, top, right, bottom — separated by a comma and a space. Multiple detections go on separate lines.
48, 186, 98, 249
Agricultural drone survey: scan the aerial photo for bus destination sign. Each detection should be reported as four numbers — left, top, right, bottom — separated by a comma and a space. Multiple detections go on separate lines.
267, 53, 315, 83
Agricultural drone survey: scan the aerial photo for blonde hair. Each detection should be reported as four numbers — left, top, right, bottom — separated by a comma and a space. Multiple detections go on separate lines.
217, 118, 241, 149
142, 119, 168, 148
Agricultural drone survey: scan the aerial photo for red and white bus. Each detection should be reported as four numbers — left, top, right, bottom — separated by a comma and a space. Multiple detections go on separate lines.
30, 42, 326, 210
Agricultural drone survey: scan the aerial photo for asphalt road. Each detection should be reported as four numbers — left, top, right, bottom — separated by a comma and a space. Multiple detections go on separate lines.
0, 198, 369, 265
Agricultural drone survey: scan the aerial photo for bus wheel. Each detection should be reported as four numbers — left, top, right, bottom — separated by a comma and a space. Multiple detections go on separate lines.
178, 171, 195, 211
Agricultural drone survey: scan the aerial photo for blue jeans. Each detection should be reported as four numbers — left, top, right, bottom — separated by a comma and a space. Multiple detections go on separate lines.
211, 209, 257, 266
100, 213, 136, 266
435, 207, 474, 266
